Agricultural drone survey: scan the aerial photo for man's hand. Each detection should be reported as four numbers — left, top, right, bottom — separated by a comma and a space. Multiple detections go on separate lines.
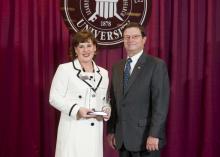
107, 134, 116, 149
146, 136, 159, 151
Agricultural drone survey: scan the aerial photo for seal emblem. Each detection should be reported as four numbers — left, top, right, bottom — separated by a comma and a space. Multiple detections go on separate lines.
61, 0, 151, 46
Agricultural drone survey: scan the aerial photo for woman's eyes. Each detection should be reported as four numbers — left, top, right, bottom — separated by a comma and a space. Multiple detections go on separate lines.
79, 44, 92, 48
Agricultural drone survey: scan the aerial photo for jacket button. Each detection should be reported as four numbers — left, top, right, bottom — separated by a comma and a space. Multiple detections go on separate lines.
91, 122, 94, 126
78, 95, 82, 99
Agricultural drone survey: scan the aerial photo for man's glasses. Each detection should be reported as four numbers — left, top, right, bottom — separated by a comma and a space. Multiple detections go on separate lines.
123, 35, 142, 41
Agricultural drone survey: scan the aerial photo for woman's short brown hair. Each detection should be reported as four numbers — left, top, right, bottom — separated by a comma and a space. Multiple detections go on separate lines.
71, 30, 97, 59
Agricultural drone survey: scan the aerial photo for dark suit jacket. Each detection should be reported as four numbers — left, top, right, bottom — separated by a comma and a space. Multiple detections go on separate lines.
107, 53, 170, 151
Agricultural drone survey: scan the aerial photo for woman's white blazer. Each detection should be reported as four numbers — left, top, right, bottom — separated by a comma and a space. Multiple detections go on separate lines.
49, 59, 109, 157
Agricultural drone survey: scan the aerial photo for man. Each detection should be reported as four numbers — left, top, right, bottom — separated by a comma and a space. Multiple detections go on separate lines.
107, 22, 170, 157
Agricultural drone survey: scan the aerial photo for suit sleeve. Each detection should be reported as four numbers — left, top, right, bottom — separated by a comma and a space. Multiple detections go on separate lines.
107, 66, 117, 134
149, 61, 170, 138
49, 65, 80, 120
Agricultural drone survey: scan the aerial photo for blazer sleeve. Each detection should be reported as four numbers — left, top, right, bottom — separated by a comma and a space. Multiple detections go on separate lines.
149, 60, 170, 138
101, 69, 111, 109
49, 64, 80, 120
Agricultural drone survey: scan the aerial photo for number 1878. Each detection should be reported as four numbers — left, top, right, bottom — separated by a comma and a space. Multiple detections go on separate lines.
101, 21, 111, 27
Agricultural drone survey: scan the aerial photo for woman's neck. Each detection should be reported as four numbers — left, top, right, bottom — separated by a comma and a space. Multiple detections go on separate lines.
80, 61, 94, 72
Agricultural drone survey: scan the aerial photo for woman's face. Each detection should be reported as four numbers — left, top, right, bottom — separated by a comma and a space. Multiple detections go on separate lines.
74, 39, 96, 63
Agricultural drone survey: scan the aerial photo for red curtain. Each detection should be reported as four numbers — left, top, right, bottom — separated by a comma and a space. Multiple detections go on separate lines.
0, 0, 220, 157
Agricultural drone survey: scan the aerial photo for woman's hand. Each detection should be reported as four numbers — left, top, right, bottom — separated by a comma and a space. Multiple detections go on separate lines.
77, 107, 96, 119
102, 106, 111, 121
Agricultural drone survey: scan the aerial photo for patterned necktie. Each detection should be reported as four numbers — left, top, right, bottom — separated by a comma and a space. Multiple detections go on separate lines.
124, 58, 132, 90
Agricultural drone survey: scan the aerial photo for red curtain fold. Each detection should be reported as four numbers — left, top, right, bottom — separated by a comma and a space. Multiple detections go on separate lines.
0, 0, 220, 157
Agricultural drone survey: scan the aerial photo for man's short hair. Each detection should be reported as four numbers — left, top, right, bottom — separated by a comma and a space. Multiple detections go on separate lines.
123, 22, 146, 37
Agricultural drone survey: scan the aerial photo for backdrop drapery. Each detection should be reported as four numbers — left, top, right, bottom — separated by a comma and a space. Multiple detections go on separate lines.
0, 0, 220, 157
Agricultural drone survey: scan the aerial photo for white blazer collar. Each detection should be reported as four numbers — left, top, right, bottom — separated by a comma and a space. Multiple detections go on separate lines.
72, 59, 102, 92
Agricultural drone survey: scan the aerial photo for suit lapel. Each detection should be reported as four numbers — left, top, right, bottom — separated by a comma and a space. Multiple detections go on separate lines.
72, 59, 102, 92
116, 60, 126, 97
124, 53, 147, 95
92, 62, 102, 91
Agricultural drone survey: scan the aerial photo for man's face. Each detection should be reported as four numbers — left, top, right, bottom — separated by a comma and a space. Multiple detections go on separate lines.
123, 27, 146, 57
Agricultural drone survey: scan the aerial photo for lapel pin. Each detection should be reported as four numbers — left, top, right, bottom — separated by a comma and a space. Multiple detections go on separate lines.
137, 66, 141, 69
79, 75, 90, 80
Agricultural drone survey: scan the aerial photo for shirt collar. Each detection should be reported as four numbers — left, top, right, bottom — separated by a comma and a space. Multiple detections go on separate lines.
127, 50, 143, 63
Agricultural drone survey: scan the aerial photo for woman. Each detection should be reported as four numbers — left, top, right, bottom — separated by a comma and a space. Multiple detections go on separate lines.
49, 30, 110, 157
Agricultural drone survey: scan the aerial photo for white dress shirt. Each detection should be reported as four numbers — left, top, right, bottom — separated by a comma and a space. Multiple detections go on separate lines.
127, 50, 143, 74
